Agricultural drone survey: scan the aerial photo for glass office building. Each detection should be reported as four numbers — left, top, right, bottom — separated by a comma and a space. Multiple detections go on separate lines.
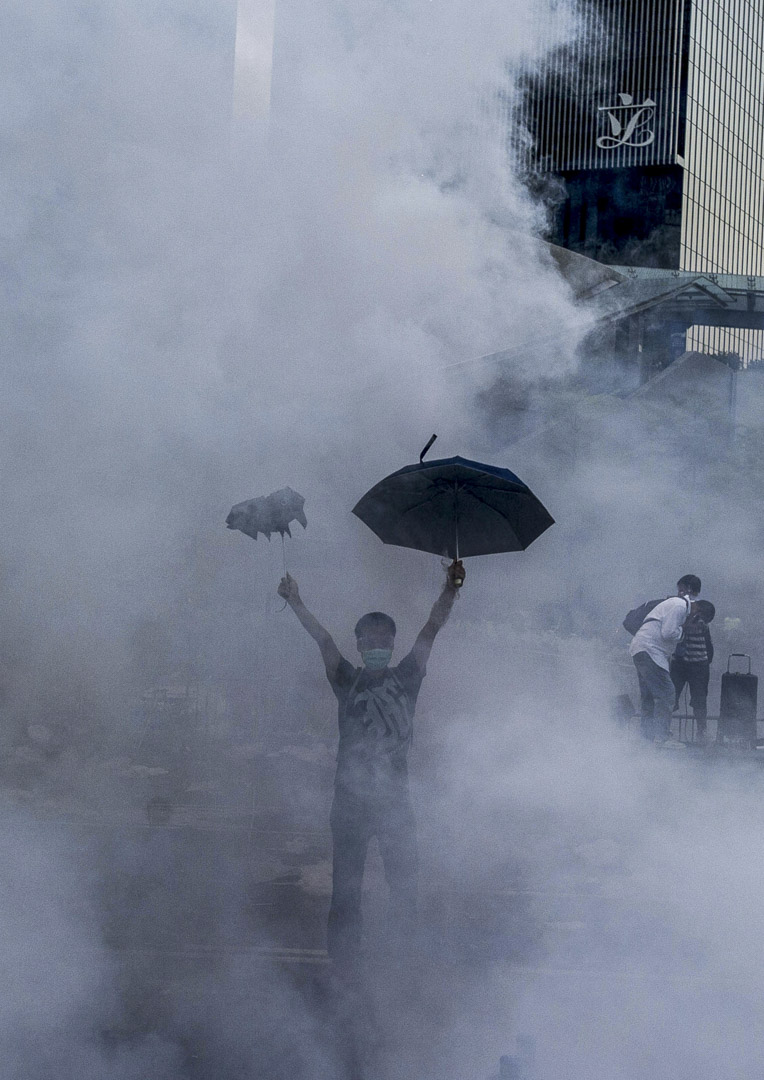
681, 0, 764, 277
523, 0, 764, 277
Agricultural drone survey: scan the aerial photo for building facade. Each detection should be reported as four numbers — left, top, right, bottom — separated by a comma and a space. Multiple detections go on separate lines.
681, 0, 764, 277
523, 0, 764, 278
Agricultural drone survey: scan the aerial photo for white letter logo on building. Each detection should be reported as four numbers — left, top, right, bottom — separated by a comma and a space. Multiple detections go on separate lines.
597, 93, 656, 149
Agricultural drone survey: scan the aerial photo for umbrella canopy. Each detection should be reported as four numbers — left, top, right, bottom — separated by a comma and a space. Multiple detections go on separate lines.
226, 487, 307, 541
352, 456, 554, 559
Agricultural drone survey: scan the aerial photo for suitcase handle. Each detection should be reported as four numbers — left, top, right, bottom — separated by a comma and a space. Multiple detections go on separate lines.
728, 653, 752, 674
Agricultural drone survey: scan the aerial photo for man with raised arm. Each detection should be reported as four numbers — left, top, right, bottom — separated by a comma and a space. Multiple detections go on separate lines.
277, 561, 464, 965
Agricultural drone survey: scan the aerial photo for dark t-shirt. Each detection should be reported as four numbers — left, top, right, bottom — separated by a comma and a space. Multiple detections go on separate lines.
327, 652, 425, 793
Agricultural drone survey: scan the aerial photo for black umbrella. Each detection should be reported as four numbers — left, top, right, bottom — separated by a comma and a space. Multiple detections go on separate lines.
352, 437, 554, 569
226, 487, 308, 609
225, 487, 307, 542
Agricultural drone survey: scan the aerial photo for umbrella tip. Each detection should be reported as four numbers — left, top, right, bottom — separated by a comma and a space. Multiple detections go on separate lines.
419, 434, 437, 462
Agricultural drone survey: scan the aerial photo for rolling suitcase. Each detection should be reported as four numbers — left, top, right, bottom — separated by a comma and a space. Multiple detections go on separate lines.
718, 654, 758, 748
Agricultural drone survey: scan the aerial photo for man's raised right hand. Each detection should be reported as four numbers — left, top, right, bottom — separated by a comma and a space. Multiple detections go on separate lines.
277, 573, 300, 603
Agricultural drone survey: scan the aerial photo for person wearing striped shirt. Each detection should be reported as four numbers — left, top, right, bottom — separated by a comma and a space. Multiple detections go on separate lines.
671, 600, 715, 744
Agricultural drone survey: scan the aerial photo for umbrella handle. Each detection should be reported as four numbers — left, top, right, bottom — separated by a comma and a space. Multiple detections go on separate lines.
449, 558, 464, 588
452, 480, 461, 582
276, 534, 289, 612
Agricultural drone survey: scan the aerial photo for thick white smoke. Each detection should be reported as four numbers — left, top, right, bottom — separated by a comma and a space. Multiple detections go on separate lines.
3, 1, 764, 1077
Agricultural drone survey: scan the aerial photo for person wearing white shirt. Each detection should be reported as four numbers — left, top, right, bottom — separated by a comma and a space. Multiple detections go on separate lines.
629, 575, 701, 745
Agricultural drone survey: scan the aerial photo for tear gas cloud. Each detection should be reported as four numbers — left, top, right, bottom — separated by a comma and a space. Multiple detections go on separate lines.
2, 0, 764, 1077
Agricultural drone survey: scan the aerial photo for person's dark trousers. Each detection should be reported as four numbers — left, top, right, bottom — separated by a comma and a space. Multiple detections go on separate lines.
670, 658, 710, 735
328, 784, 418, 965
633, 651, 675, 742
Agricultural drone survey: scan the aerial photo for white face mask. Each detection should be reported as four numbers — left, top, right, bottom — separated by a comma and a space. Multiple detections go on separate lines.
361, 648, 393, 671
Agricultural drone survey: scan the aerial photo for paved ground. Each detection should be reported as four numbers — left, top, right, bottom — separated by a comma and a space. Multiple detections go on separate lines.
5, 712, 764, 1078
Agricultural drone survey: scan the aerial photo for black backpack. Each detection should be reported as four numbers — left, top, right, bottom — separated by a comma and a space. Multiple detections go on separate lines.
622, 598, 666, 636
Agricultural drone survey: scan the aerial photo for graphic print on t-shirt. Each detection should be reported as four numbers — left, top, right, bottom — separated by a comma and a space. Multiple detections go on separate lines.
329, 654, 425, 776
350, 673, 412, 751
